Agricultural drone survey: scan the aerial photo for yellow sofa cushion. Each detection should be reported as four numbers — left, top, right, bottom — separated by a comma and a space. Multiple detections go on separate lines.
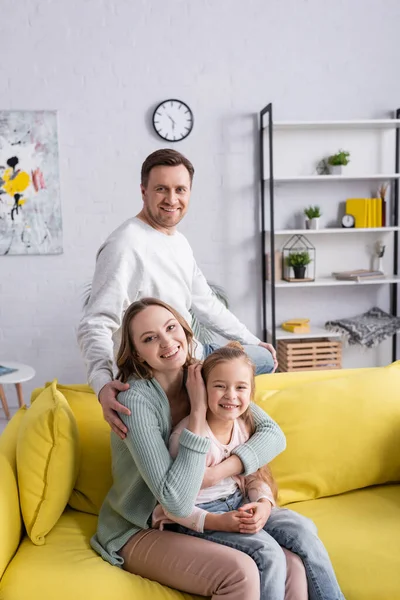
0, 508, 202, 600
262, 362, 400, 506
2, 488, 399, 600
286, 484, 400, 600
16, 380, 80, 545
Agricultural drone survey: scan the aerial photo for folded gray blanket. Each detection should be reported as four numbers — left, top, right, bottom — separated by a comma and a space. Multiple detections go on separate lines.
325, 306, 400, 348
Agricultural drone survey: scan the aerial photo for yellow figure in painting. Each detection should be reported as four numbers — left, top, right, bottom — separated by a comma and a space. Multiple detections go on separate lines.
2, 167, 30, 197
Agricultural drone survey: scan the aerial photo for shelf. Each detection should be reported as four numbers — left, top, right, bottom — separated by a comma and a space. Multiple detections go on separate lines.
267, 119, 400, 130
270, 326, 342, 341
267, 275, 400, 288
271, 227, 400, 236
264, 174, 400, 183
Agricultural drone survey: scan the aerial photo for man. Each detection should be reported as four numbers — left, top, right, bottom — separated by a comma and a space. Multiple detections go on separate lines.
78, 149, 276, 438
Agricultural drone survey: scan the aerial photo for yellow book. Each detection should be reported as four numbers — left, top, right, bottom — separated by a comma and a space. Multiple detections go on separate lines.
281, 319, 311, 334
367, 198, 374, 227
346, 199, 367, 228
282, 322, 311, 334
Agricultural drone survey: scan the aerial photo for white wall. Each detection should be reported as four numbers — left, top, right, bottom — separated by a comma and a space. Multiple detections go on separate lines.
1, 0, 400, 406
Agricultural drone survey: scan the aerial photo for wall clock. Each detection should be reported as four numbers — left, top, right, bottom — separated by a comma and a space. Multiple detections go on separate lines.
152, 99, 194, 142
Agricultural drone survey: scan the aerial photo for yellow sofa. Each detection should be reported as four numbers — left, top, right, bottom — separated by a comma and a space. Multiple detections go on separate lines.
1, 364, 400, 600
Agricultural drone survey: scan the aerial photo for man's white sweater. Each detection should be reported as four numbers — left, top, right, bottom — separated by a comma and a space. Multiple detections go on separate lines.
78, 217, 260, 396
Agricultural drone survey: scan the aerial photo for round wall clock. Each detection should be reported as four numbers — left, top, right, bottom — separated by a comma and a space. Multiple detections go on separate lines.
152, 99, 194, 142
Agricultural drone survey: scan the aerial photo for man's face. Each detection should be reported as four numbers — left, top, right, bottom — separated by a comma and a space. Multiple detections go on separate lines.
140, 164, 191, 234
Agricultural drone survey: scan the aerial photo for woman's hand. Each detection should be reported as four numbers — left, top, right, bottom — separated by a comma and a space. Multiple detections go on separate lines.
186, 363, 208, 415
238, 499, 272, 534
201, 455, 244, 489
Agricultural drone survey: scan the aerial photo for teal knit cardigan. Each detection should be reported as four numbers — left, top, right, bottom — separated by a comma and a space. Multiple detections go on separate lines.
91, 377, 286, 566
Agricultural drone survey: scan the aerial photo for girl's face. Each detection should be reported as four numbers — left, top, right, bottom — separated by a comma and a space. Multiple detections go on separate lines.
131, 305, 188, 374
206, 358, 252, 422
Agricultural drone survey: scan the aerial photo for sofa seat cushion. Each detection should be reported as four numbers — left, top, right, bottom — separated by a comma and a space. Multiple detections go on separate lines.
286, 484, 400, 600
0, 508, 203, 600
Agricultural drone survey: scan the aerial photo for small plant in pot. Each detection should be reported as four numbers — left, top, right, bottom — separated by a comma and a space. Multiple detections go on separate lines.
286, 251, 312, 280
327, 149, 350, 175
304, 205, 322, 230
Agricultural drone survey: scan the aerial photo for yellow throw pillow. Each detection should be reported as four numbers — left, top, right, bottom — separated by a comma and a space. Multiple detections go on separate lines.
259, 362, 400, 506
16, 380, 80, 545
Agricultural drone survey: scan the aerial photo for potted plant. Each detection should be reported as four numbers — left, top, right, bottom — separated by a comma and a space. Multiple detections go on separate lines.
327, 149, 350, 175
304, 205, 322, 230
286, 251, 312, 280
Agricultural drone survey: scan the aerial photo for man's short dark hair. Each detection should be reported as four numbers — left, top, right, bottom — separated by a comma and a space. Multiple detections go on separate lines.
141, 149, 195, 187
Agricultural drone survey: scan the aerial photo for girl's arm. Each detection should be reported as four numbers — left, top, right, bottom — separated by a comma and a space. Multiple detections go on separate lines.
245, 475, 275, 505
119, 388, 210, 518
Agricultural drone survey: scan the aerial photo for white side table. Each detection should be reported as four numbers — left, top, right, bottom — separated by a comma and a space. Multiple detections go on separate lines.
0, 361, 36, 420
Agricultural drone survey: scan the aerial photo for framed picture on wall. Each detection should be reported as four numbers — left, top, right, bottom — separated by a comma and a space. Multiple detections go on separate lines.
0, 110, 62, 255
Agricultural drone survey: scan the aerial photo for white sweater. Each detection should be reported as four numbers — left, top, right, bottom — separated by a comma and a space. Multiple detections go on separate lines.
78, 217, 260, 396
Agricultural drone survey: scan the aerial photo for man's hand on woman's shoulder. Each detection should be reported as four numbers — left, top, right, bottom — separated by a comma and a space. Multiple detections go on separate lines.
99, 380, 131, 439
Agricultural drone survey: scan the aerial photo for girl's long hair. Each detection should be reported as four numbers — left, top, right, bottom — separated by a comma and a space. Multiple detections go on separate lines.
116, 297, 196, 382
202, 341, 278, 501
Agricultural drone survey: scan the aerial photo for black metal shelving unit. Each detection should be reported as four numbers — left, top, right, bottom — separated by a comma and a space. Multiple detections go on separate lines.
259, 102, 399, 362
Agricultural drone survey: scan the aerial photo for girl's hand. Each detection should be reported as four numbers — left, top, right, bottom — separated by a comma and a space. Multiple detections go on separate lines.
237, 500, 272, 534
205, 511, 243, 533
186, 363, 208, 415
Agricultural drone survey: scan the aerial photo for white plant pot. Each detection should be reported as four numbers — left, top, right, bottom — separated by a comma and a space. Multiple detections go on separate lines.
305, 218, 320, 230
329, 165, 343, 175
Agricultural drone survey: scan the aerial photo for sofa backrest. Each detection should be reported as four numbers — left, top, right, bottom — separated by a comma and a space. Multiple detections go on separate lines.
24, 362, 400, 516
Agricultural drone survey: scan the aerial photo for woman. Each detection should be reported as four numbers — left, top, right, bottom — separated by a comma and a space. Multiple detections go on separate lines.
91, 297, 306, 599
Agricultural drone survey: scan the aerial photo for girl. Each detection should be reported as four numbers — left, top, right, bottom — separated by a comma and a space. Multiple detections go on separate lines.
91, 298, 305, 599
153, 342, 345, 600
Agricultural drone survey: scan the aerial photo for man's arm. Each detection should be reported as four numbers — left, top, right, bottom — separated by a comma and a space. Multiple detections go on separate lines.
77, 241, 141, 396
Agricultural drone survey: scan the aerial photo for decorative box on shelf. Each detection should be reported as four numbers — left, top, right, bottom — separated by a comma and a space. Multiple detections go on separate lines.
277, 338, 342, 372
282, 234, 316, 282
266, 251, 283, 280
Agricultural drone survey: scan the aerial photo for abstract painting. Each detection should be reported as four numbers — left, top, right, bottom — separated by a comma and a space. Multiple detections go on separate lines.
0, 111, 62, 255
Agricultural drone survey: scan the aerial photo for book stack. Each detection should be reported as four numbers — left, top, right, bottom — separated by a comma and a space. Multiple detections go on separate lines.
345, 198, 385, 228
281, 318, 311, 334
332, 269, 385, 282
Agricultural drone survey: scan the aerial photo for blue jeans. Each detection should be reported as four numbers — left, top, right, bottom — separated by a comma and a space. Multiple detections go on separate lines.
177, 490, 345, 600
203, 343, 275, 375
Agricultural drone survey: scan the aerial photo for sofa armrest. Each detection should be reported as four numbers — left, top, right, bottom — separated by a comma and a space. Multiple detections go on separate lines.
0, 453, 22, 580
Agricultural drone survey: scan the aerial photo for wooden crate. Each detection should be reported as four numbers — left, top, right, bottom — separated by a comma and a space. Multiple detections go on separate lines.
277, 338, 342, 372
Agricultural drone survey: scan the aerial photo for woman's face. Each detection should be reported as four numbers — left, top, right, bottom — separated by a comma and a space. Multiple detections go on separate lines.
130, 305, 188, 374
206, 358, 252, 422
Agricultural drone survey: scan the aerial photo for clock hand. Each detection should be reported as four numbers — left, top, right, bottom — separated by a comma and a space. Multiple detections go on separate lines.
167, 114, 176, 126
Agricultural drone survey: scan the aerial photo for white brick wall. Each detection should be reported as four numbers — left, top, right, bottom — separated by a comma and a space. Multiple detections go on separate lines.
1, 0, 400, 406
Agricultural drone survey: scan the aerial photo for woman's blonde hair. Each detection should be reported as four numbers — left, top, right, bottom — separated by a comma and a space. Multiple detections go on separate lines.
202, 341, 278, 501
116, 297, 195, 382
